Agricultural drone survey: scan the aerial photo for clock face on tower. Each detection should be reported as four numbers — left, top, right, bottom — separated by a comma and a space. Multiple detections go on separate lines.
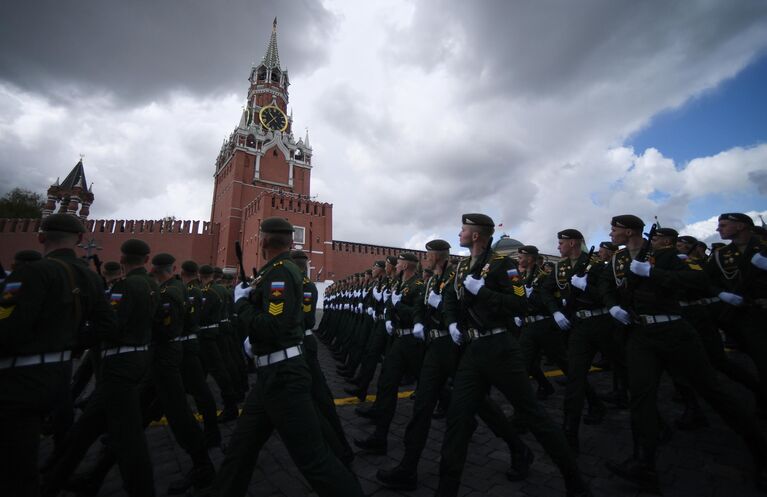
258, 105, 288, 132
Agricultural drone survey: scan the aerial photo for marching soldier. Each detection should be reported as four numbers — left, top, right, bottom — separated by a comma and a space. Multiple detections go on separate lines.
211, 217, 363, 497
436, 213, 589, 497
601, 214, 767, 493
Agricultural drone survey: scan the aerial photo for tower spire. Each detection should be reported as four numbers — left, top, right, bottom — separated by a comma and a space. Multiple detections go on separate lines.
261, 17, 281, 69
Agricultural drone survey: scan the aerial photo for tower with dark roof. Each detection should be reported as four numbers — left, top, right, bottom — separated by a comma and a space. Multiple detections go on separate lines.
42, 158, 94, 219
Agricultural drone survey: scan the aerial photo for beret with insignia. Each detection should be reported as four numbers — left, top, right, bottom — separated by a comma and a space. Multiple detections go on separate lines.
290, 249, 308, 260
260, 216, 294, 233
373, 260, 386, 269
518, 245, 539, 255
386, 255, 398, 266
181, 260, 198, 273
14, 250, 42, 263
41, 213, 85, 234
104, 261, 121, 272
557, 229, 583, 240
213, 267, 223, 277
462, 213, 494, 227
599, 241, 619, 251
611, 214, 645, 230
425, 239, 451, 251
152, 253, 175, 266
719, 213, 754, 226
398, 252, 419, 263
655, 228, 678, 238
121, 239, 150, 256
199, 264, 214, 276
677, 235, 698, 245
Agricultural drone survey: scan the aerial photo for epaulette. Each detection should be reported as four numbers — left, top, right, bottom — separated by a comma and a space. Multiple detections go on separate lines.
492, 254, 505, 260
415, 280, 424, 285
685, 259, 703, 271
273, 261, 284, 267
303, 276, 310, 284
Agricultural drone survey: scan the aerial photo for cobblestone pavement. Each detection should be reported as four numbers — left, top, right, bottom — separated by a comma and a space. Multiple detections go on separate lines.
43, 327, 767, 497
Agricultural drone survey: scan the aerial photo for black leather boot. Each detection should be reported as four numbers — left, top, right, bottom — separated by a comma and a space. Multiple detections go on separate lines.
605, 445, 660, 494
377, 464, 418, 490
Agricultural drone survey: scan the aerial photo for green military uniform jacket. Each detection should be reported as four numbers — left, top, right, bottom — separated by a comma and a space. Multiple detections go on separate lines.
443, 252, 528, 330
386, 274, 424, 329
236, 251, 304, 356
106, 267, 159, 347
184, 280, 203, 335
0, 248, 116, 356
540, 252, 604, 315
199, 281, 222, 330
705, 236, 767, 301
413, 264, 455, 331
302, 276, 318, 331
153, 277, 186, 342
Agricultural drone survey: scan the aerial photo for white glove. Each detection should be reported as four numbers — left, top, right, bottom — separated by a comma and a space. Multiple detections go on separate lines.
373, 287, 382, 301
413, 323, 425, 340
752, 253, 767, 271
570, 274, 588, 291
449, 322, 463, 345
514, 317, 523, 328
524, 285, 533, 298
553, 311, 571, 331
345, 303, 350, 311
385, 320, 394, 335
391, 291, 402, 306
677, 253, 688, 260
464, 275, 485, 295
630, 260, 651, 277
427, 290, 442, 309
367, 306, 375, 317
242, 336, 254, 359
234, 283, 253, 302
357, 303, 363, 312
609, 305, 632, 325
383, 290, 391, 301
719, 291, 744, 306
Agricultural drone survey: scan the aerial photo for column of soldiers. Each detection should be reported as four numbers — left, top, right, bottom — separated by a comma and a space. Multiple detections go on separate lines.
2, 211, 767, 496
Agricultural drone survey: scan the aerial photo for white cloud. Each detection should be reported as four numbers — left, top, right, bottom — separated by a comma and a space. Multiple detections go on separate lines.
679, 209, 767, 245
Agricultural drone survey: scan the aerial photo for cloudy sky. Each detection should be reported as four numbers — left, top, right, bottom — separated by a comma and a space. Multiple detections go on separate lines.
1, 0, 766, 253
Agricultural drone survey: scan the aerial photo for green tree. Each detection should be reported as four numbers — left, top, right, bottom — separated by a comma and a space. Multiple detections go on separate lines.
0, 188, 45, 218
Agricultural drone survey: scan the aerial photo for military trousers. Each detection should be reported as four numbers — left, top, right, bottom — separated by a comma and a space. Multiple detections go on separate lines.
304, 333, 354, 462
564, 313, 616, 418
0, 362, 70, 497
356, 319, 388, 393
626, 319, 767, 460
44, 351, 154, 497
438, 332, 579, 496
371, 334, 424, 437
198, 331, 238, 408
726, 307, 767, 402
181, 338, 220, 443
218, 324, 248, 397
401, 335, 523, 472
211, 356, 364, 497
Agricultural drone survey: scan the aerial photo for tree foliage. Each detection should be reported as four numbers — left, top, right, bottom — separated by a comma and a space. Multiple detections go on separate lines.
0, 188, 45, 218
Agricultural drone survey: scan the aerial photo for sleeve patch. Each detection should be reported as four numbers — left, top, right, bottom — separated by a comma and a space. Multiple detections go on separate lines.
513, 285, 525, 297
2, 281, 22, 300
507, 269, 521, 282
303, 292, 312, 303
687, 263, 702, 271
303, 304, 312, 312
268, 302, 284, 316
110, 293, 123, 308
0, 305, 15, 319
270, 281, 286, 298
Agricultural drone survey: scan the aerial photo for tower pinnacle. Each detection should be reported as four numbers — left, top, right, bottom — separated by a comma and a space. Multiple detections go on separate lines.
262, 17, 281, 69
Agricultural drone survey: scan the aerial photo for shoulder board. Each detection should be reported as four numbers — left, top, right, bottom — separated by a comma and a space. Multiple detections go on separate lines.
273, 261, 284, 267
415, 280, 424, 285
303, 276, 310, 284
492, 254, 505, 261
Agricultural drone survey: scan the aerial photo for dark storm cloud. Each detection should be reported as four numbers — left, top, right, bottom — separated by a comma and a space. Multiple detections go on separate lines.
0, 0, 336, 102
386, 0, 767, 99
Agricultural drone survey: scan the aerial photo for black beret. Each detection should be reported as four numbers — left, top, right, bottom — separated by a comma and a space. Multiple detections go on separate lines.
695, 241, 708, 250
611, 215, 645, 230
719, 213, 754, 226
599, 241, 619, 251
386, 255, 398, 265
121, 239, 150, 256
41, 213, 85, 234
151, 253, 175, 266
104, 261, 121, 272
260, 216, 294, 233
199, 264, 214, 275
181, 260, 198, 273
398, 252, 419, 263
654, 228, 678, 238
518, 245, 539, 255
461, 213, 494, 227
677, 235, 698, 245
365, 268, 372, 275
14, 250, 42, 262
557, 229, 583, 240
373, 260, 386, 269
213, 267, 223, 276
290, 249, 308, 260
425, 239, 451, 251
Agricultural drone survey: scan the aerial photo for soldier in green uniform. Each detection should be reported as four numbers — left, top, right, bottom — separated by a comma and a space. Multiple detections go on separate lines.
600, 214, 767, 493
43, 238, 158, 497
376, 239, 533, 490
198, 264, 239, 422
212, 267, 247, 401
211, 217, 363, 497
338, 264, 381, 381
705, 213, 767, 413
179, 260, 222, 447
11, 249, 43, 271
436, 213, 589, 497
0, 214, 116, 497
290, 249, 354, 464
353, 252, 425, 451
